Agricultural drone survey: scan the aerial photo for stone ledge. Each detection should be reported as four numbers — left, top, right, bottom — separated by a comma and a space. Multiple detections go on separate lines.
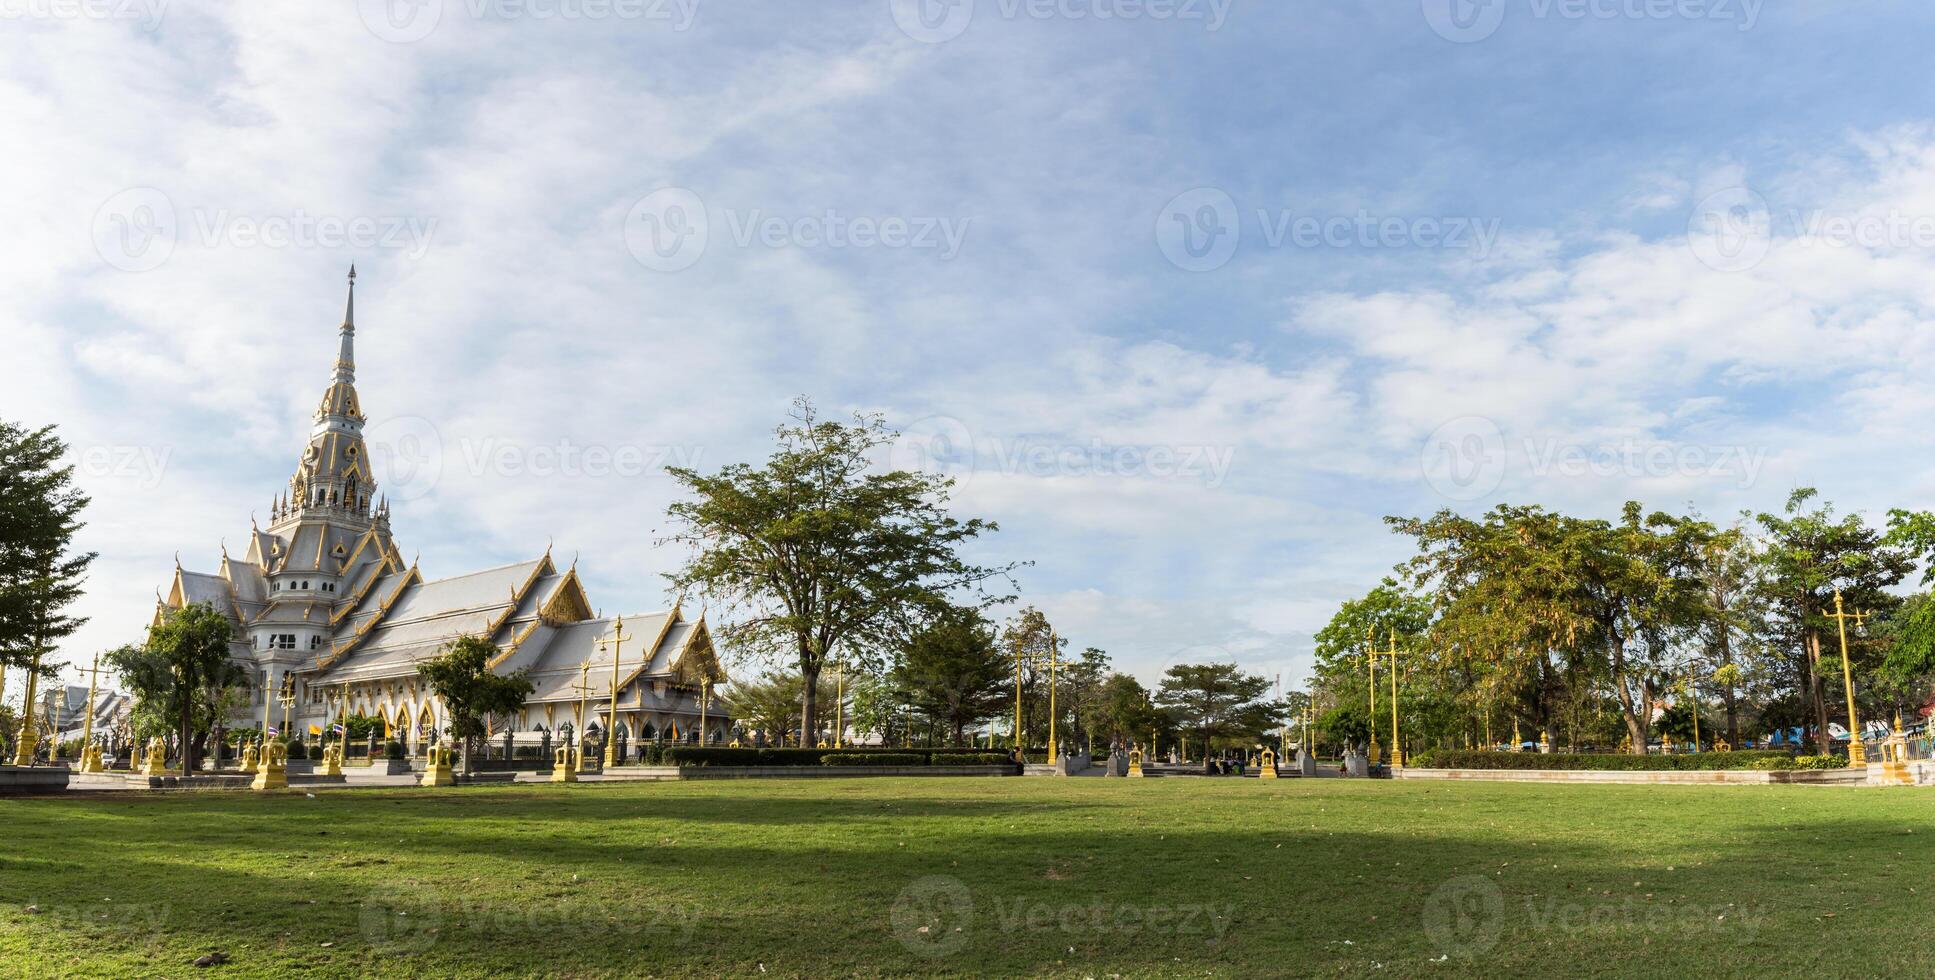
1399, 767, 1867, 785
0, 765, 70, 794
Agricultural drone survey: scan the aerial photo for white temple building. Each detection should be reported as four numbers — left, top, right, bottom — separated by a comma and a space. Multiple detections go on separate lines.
156, 270, 731, 752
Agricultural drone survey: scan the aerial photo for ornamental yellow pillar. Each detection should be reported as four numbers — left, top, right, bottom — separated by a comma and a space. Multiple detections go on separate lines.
1827, 590, 1869, 767
78, 652, 105, 773
10, 652, 42, 766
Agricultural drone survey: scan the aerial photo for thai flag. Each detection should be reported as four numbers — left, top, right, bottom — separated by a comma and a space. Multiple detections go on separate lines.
266, 725, 279, 737
331, 724, 345, 736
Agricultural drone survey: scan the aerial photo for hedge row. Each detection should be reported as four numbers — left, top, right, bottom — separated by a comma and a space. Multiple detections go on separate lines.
659, 746, 1018, 768
820, 753, 928, 766
1413, 749, 1796, 771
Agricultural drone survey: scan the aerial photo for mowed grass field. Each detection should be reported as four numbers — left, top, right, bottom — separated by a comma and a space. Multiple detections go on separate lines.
3, 776, 1934, 978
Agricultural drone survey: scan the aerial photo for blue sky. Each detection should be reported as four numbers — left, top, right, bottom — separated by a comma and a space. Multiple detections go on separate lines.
9, 0, 1935, 695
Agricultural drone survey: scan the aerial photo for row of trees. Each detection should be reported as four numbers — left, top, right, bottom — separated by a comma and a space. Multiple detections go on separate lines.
665, 400, 1291, 756
1311, 489, 1935, 756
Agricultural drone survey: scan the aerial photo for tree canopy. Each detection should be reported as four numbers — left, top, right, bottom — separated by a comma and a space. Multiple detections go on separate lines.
664, 398, 1019, 739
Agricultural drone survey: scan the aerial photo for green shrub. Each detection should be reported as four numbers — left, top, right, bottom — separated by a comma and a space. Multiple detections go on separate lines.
927, 752, 1013, 766
660, 746, 947, 767
1792, 754, 1846, 770
384, 740, 405, 761
1421, 750, 1794, 771
821, 753, 927, 766
307, 743, 324, 761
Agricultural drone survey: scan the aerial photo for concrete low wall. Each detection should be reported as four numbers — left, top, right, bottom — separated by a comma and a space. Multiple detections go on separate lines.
0, 765, 70, 794
1400, 767, 1867, 785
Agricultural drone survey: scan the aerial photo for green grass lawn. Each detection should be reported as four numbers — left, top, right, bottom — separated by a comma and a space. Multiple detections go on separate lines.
3, 777, 1933, 978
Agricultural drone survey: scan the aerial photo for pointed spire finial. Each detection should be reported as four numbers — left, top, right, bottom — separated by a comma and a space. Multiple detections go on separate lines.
333, 266, 358, 386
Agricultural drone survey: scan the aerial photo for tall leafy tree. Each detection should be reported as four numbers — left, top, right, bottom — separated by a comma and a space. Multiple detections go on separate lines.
416, 636, 535, 774
0, 421, 96, 733
108, 605, 243, 773
1057, 647, 1112, 753
665, 398, 1019, 740
1753, 489, 1910, 753
1088, 672, 1164, 750
894, 606, 1008, 746
996, 606, 1062, 747
1154, 663, 1281, 754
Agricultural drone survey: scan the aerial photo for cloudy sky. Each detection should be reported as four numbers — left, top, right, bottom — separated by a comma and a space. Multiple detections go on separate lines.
9, 0, 1935, 696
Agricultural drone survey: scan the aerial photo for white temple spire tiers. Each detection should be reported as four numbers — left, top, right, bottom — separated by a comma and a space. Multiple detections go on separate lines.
334, 265, 357, 385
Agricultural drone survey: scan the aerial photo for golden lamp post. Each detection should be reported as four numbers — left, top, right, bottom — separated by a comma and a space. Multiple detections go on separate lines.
1827, 589, 1869, 767
573, 659, 594, 772
78, 652, 105, 773
1011, 630, 1062, 764
697, 674, 716, 746
1012, 635, 1025, 751
1361, 631, 1380, 766
602, 616, 632, 769
831, 662, 847, 748
252, 674, 295, 790
1372, 631, 1422, 768
10, 651, 44, 766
